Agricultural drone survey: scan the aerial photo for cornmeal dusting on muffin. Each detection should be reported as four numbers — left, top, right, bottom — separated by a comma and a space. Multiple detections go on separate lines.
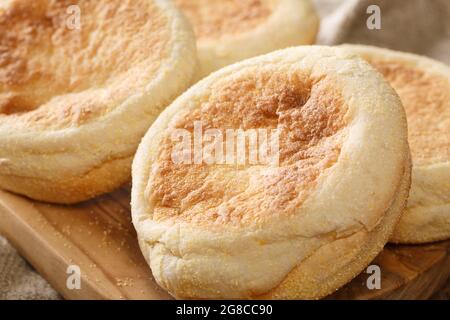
370, 59, 450, 166
149, 67, 349, 226
0, 0, 169, 127
176, 0, 273, 39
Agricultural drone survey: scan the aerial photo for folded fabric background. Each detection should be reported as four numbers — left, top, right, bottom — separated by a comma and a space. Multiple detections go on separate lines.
0, 0, 449, 300
315, 0, 450, 64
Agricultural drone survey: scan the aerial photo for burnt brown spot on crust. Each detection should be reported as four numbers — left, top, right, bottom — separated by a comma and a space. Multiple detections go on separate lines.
0, 0, 169, 127
149, 67, 348, 226
176, 0, 272, 39
370, 59, 450, 166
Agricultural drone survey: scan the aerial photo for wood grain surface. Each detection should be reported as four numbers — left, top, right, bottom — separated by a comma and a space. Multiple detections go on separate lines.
0, 186, 448, 300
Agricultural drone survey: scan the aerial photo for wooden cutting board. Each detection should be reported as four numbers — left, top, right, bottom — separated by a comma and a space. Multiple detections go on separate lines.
0, 186, 448, 300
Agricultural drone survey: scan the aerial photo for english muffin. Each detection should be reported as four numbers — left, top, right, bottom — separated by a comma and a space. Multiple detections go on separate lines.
340, 45, 450, 244
132, 46, 411, 299
176, 0, 319, 77
0, 0, 197, 204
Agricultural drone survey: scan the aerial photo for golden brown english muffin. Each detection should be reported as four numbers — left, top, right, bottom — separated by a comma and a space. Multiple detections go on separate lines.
341, 45, 450, 244
131, 46, 411, 299
0, 0, 198, 204
175, 0, 319, 77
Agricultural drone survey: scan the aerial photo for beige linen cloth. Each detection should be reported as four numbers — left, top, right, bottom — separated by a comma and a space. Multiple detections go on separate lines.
0, 0, 449, 300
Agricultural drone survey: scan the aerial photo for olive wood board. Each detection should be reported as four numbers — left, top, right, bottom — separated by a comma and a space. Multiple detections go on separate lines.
0, 187, 448, 300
